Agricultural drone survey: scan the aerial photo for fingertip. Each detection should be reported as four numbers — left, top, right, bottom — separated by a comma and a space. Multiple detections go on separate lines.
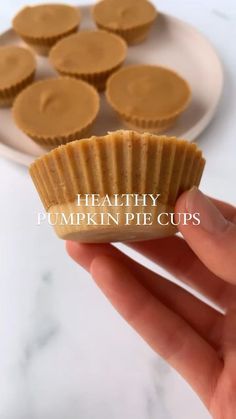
66, 241, 95, 271
65, 241, 115, 272
65, 240, 77, 258
66, 240, 85, 261
175, 189, 194, 236
90, 254, 114, 281
177, 187, 228, 234
174, 188, 236, 283
89, 254, 141, 307
175, 189, 189, 216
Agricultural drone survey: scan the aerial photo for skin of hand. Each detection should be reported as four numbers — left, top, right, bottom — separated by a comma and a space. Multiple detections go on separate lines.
66, 187, 236, 419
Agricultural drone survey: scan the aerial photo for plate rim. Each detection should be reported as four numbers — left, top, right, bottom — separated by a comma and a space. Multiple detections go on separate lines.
0, 8, 224, 167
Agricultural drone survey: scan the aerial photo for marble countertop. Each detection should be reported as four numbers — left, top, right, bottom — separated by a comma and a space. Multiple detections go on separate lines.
0, 1, 236, 418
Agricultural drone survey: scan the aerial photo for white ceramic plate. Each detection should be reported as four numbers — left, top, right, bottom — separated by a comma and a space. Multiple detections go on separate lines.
0, 5, 223, 167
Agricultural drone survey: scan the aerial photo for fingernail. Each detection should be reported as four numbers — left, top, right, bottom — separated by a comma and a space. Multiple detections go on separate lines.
186, 187, 228, 234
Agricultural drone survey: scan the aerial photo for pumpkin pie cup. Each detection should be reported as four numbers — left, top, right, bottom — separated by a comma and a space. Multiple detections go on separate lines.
12, 4, 80, 56
49, 30, 127, 91
106, 65, 191, 133
0, 46, 36, 108
92, 0, 157, 45
13, 77, 100, 147
29, 130, 205, 243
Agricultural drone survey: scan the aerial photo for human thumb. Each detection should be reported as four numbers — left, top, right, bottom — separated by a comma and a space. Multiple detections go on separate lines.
175, 187, 236, 284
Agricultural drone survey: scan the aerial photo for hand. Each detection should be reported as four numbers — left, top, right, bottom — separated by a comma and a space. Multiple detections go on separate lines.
66, 187, 236, 419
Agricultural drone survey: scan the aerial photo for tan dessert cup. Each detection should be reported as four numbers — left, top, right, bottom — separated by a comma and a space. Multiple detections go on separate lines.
92, 0, 157, 44
13, 77, 100, 147
29, 130, 205, 243
49, 30, 127, 91
12, 4, 81, 56
106, 65, 191, 133
0, 46, 36, 107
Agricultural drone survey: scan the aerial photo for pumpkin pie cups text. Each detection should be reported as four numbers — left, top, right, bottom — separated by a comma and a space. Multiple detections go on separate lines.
29, 130, 205, 243
49, 30, 127, 91
106, 65, 191, 133
12, 4, 80, 56
92, 0, 157, 44
0, 46, 36, 108
13, 77, 100, 146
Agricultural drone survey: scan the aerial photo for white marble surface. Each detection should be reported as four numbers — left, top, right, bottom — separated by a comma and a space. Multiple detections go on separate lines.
0, 1, 236, 418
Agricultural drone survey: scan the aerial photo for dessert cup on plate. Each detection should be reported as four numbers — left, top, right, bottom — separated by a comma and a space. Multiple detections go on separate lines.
49, 30, 127, 91
92, 0, 157, 44
13, 77, 100, 146
106, 65, 191, 133
12, 4, 80, 56
0, 46, 36, 107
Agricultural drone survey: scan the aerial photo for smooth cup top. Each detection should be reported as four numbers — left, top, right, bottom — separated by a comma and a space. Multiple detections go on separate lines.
13, 4, 80, 38
93, 0, 157, 30
13, 77, 100, 137
106, 65, 191, 120
0, 46, 35, 89
49, 30, 127, 74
